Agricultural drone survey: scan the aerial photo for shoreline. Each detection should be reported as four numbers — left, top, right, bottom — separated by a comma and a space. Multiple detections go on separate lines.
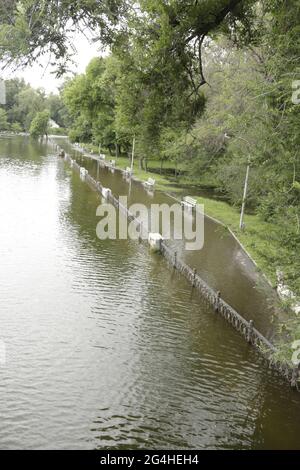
70, 142, 281, 292
52, 138, 300, 391
58, 139, 300, 316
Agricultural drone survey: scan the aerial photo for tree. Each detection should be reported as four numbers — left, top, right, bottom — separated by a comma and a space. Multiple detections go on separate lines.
12, 87, 46, 131
46, 92, 70, 128
10, 122, 23, 133
0, 108, 9, 130
0, 0, 127, 74
63, 56, 123, 152
29, 110, 50, 138
0, 1, 256, 78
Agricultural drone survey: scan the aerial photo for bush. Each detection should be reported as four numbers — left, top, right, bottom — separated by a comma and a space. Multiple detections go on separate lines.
48, 127, 67, 136
10, 122, 23, 133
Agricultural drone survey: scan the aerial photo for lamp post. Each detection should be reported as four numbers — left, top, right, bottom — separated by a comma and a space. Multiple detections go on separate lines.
239, 158, 251, 230
130, 134, 136, 175
224, 134, 252, 230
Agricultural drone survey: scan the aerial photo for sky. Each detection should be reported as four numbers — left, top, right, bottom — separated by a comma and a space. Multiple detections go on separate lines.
1, 33, 102, 95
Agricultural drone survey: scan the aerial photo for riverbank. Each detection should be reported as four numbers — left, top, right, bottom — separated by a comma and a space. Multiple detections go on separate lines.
71, 141, 300, 352
57, 139, 300, 387
77, 144, 298, 298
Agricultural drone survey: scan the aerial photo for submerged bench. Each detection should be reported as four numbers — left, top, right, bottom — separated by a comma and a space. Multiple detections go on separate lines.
144, 177, 156, 190
102, 187, 111, 199
181, 196, 197, 210
124, 167, 133, 177
80, 167, 88, 178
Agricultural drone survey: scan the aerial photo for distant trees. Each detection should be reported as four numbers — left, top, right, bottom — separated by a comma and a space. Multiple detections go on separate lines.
1, 78, 69, 134
0, 108, 9, 130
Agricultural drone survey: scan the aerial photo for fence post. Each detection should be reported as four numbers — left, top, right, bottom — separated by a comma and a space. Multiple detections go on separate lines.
174, 252, 177, 268
247, 320, 254, 343
192, 268, 197, 287
215, 291, 221, 312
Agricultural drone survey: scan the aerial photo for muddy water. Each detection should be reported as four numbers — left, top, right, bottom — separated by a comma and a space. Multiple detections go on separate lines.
0, 135, 299, 450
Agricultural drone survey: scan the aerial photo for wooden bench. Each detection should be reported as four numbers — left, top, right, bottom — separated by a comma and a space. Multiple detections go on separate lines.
181, 196, 197, 210
144, 177, 156, 190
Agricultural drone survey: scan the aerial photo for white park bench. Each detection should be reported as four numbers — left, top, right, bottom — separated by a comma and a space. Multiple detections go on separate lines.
102, 187, 111, 199
124, 167, 133, 176
181, 196, 197, 210
80, 167, 88, 179
144, 177, 156, 190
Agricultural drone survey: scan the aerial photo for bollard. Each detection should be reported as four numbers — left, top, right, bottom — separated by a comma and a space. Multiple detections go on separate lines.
192, 268, 197, 287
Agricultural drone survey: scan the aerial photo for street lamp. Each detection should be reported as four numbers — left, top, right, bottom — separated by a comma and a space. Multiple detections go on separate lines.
224, 134, 252, 230
130, 134, 136, 175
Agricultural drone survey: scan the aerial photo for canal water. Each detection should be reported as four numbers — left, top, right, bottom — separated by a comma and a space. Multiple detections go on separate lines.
0, 135, 299, 450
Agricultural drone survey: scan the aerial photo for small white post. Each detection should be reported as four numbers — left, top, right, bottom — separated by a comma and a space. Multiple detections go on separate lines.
130, 135, 135, 175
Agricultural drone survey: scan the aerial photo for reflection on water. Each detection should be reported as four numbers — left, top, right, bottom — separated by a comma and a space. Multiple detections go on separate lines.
0, 136, 299, 450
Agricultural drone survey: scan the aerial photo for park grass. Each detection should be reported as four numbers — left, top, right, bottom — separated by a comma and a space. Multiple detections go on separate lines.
104, 155, 185, 192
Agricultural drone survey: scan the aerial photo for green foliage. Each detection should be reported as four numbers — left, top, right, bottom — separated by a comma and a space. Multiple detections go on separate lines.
47, 93, 70, 129
10, 122, 23, 133
48, 127, 67, 136
0, 108, 9, 130
29, 110, 50, 138
3, 78, 68, 132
